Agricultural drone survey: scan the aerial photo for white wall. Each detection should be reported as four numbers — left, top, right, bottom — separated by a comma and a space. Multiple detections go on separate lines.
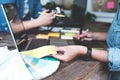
86, 0, 116, 23
41, 0, 52, 5
41, 0, 74, 9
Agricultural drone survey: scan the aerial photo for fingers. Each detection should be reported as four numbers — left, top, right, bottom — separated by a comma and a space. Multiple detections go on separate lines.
73, 29, 89, 40
52, 46, 67, 61
49, 13, 56, 19
42, 9, 49, 13
52, 53, 70, 62
53, 46, 65, 52
73, 29, 93, 41
44, 12, 56, 19
81, 37, 93, 41
73, 33, 81, 40
52, 54, 64, 61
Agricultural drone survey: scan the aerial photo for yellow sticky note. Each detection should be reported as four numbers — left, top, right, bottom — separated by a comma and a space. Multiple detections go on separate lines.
36, 34, 49, 39
20, 45, 57, 58
48, 32, 60, 38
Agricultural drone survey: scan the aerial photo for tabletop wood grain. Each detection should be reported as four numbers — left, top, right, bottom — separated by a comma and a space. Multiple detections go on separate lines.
0, 32, 108, 80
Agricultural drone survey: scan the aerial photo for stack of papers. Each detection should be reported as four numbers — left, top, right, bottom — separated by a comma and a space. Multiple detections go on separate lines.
0, 46, 60, 80
61, 29, 79, 40
36, 32, 60, 39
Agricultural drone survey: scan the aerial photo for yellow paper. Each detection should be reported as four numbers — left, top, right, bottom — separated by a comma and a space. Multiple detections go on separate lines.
48, 32, 60, 38
36, 34, 49, 39
20, 45, 57, 58
64, 32, 75, 37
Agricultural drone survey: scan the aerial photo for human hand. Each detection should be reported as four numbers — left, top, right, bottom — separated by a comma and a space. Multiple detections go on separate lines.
52, 45, 87, 62
37, 10, 56, 26
73, 29, 94, 41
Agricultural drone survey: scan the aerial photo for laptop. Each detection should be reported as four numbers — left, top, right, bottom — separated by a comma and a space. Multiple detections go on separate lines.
1, 4, 62, 80
1, 3, 68, 52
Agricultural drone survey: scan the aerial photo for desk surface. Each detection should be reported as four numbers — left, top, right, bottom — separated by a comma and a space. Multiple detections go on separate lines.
0, 32, 108, 80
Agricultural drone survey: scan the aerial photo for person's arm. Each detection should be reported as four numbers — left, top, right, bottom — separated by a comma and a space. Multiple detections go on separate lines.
22, 11, 55, 31
52, 46, 108, 62
74, 30, 108, 41
10, 22, 25, 33
11, 11, 55, 33
92, 47, 120, 71
92, 32, 108, 41
88, 48, 108, 62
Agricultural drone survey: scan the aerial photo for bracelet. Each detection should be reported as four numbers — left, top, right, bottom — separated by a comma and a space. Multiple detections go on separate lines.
22, 21, 25, 32
85, 47, 92, 61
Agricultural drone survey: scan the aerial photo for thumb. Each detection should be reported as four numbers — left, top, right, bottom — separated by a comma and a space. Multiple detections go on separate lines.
52, 54, 64, 61
42, 9, 49, 13
53, 47, 65, 52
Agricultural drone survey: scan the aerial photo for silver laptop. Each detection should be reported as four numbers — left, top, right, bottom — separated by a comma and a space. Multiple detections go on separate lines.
1, 3, 68, 52
1, 3, 51, 51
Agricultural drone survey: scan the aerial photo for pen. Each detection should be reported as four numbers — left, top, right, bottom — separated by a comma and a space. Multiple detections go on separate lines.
38, 12, 65, 17
79, 27, 82, 41
79, 29, 89, 41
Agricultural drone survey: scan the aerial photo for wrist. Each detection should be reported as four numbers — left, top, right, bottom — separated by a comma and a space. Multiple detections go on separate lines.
32, 18, 43, 27
79, 46, 87, 55
91, 32, 95, 40
84, 47, 92, 60
22, 21, 26, 31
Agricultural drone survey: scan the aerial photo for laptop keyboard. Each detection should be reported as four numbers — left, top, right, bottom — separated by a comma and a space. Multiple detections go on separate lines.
27, 39, 49, 50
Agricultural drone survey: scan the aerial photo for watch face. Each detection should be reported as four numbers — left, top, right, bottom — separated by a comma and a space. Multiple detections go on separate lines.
93, 0, 118, 12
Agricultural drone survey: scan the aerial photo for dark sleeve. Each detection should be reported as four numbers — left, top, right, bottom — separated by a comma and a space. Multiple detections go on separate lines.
32, 0, 42, 18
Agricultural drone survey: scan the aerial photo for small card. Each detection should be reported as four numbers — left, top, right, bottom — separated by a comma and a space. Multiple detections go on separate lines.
48, 32, 60, 38
36, 34, 49, 39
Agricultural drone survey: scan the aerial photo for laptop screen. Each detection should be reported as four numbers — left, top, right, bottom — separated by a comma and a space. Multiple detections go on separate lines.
1, 3, 28, 51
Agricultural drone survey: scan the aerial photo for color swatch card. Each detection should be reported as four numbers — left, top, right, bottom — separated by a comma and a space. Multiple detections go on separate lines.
0, 46, 60, 80
21, 55, 60, 79
20, 45, 57, 58
0, 47, 33, 80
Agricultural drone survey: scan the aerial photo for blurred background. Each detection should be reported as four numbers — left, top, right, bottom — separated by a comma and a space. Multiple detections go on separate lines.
40, 0, 119, 32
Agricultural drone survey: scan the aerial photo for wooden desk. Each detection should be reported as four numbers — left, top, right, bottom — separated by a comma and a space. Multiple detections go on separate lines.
0, 32, 108, 80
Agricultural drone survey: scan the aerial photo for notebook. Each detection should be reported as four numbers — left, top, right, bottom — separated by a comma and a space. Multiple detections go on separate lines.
1, 3, 61, 79
1, 3, 68, 52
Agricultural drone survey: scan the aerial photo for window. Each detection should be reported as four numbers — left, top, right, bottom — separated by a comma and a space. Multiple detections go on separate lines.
86, 0, 118, 23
